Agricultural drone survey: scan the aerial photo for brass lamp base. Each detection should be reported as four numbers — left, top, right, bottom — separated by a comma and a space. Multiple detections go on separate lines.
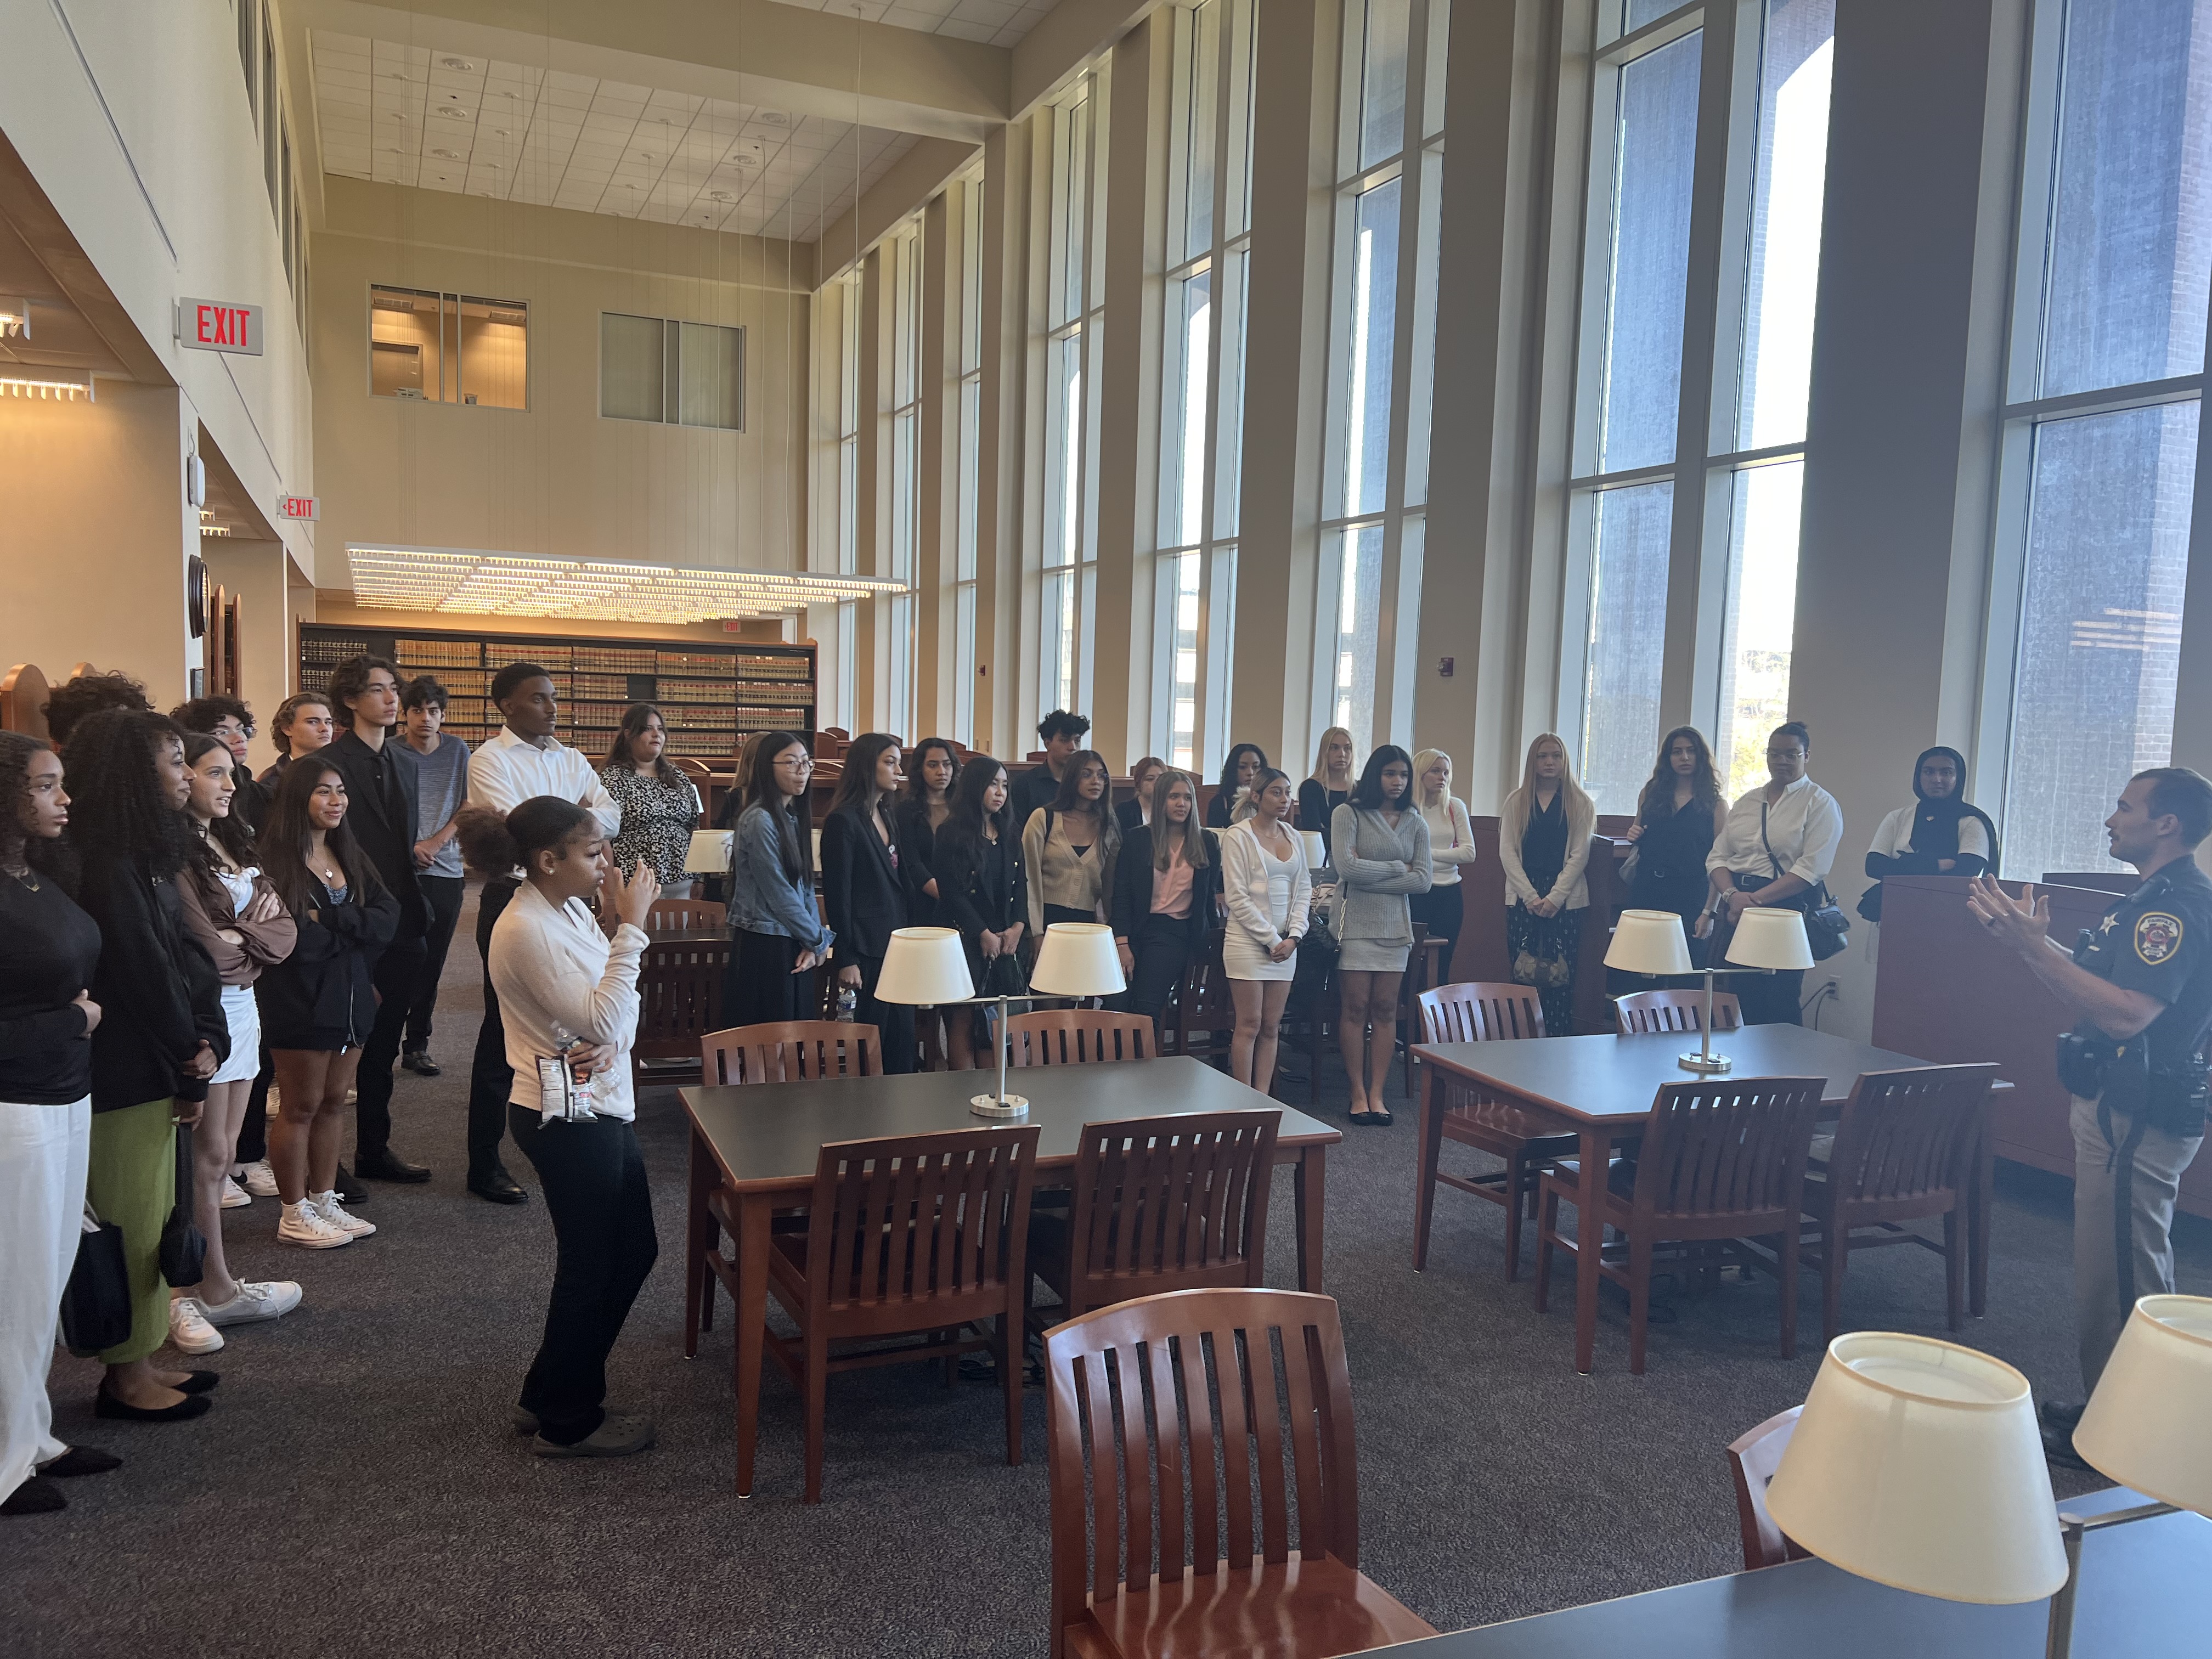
1678, 1051, 1734, 1073
969, 1093, 1030, 1118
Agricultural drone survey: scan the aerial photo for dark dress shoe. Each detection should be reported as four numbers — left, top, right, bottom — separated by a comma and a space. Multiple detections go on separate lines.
402, 1048, 442, 1076
467, 1170, 529, 1205
94, 1390, 212, 1423
355, 1149, 432, 1183
2, 1477, 65, 1515
176, 1370, 220, 1395
2042, 1420, 2092, 1471
38, 1446, 121, 1477
335, 1164, 370, 1204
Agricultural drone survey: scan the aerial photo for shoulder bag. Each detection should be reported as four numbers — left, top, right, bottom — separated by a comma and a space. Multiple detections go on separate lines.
61, 1202, 132, 1355
159, 1122, 208, 1288
1760, 804, 1850, 962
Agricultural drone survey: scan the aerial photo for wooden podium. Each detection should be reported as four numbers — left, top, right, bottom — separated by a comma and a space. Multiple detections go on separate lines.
1871, 873, 2212, 1220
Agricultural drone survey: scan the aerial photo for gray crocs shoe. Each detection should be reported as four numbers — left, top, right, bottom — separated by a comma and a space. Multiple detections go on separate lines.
531, 1413, 655, 1458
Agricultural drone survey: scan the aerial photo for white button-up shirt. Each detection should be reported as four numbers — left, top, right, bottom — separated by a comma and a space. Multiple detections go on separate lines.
469, 727, 621, 835
488, 880, 647, 1122
1708, 774, 1843, 885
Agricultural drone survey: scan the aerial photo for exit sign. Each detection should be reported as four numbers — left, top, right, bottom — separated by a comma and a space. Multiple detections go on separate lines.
278, 495, 318, 522
177, 298, 263, 356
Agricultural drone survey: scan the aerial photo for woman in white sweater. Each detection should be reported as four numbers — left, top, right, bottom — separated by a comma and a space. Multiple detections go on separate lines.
1218, 769, 1311, 1097
456, 796, 659, 1460
1409, 749, 1476, 971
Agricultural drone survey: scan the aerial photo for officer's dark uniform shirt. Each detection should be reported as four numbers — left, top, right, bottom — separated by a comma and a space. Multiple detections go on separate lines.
2071, 857, 2212, 1076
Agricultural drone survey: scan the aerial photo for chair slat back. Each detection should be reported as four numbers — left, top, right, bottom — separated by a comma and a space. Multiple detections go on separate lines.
1008, 1009, 1155, 1068
1065, 1111, 1279, 1307
647, 897, 726, 933
634, 937, 732, 1078
701, 1021, 879, 1086
1045, 1289, 1359, 1642
1418, 981, 1547, 1045
808, 1125, 1039, 1314
1171, 928, 1239, 1056
1632, 1077, 1826, 1221
1612, 988, 1742, 1035
1726, 1406, 1809, 1571
1825, 1064, 1999, 1204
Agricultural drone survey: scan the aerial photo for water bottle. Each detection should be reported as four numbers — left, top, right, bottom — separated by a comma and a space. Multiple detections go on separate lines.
835, 985, 858, 1022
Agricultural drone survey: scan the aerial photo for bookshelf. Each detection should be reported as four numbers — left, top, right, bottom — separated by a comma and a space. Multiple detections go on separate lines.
297, 625, 817, 763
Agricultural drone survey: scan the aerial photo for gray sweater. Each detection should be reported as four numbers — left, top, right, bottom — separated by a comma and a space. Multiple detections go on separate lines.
1330, 804, 1433, 947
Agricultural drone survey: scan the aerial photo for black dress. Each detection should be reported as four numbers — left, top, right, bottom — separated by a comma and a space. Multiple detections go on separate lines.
935, 827, 1028, 1001
820, 805, 917, 1074
1628, 797, 1718, 967
1506, 793, 1579, 1036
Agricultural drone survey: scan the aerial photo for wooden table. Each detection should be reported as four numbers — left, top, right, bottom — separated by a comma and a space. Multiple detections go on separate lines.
1414, 1025, 2013, 1373
1373, 1486, 2200, 1656
680, 1056, 1341, 1496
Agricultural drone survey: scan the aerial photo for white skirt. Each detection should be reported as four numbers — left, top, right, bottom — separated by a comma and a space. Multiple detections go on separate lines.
213, 984, 262, 1084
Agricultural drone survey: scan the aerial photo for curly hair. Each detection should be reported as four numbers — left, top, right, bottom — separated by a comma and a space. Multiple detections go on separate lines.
170, 694, 253, 736
326, 653, 399, 726
0, 731, 74, 883
46, 671, 152, 749
269, 692, 332, 758
63, 708, 198, 879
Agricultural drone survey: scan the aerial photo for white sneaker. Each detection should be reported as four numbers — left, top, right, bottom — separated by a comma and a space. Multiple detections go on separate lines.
313, 1190, 376, 1239
168, 1297, 225, 1354
199, 1279, 303, 1325
219, 1174, 251, 1209
241, 1160, 279, 1198
278, 1199, 351, 1249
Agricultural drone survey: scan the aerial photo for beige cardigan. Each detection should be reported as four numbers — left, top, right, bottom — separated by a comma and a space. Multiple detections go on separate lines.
1497, 785, 1596, 912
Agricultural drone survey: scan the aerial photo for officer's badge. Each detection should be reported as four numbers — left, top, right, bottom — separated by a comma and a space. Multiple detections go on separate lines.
2135, 911, 2183, 966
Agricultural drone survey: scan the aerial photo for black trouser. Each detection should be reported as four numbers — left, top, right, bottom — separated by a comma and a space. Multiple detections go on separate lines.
1739, 967, 1804, 1026
1408, 883, 1465, 963
506, 1104, 658, 1446
355, 932, 428, 1160
467, 877, 523, 1181
1116, 916, 1193, 1020
727, 928, 808, 1026
404, 873, 467, 1050
238, 1040, 273, 1164
845, 952, 916, 1074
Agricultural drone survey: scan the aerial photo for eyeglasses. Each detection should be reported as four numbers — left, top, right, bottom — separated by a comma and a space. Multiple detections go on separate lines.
776, 756, 814, 771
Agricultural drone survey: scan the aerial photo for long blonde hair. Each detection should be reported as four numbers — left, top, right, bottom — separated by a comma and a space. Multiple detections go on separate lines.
1505, 733, 1594, 844
1309, 726, 1356, 787
1411, 748, 1455, 810
1148, 769, 1211, 870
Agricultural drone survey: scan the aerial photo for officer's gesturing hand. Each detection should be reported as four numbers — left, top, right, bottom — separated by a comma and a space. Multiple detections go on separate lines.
1966, 874, 2048, 956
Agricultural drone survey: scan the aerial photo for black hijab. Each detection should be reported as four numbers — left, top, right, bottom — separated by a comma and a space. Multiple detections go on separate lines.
1910, 747, 1999, 866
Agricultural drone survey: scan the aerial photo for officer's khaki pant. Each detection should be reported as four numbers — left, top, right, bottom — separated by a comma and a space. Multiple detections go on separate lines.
2071, 1094, 2203, 1393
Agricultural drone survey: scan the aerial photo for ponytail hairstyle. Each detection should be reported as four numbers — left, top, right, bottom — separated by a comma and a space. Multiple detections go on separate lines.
454, 797, 600, 881
180, 732, 259, 890
262, 754, 385, 910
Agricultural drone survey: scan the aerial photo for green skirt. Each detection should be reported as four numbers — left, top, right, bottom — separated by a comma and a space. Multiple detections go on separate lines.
85, 1098, 177, 1366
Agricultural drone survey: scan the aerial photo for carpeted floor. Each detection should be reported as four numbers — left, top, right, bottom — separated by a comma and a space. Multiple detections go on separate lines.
10, 887, 2208, 1657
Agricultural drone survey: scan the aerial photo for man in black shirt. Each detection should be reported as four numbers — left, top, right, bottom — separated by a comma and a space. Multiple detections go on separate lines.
1969, 766, 2212, 1465
323, 654, 431, 1184
1009, 709, 1090, 830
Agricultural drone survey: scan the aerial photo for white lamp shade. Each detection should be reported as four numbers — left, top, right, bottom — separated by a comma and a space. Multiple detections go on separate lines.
683, 829, 733, 874
1299, 831, 1328, 871
1605, 909, 1694, 976
2073, 1294, 2212, 1515
1726, 906, 1816, 970
1764, 1333, 2067, 1604
874, 927, 975, 1005
1030, 922, 1127, 998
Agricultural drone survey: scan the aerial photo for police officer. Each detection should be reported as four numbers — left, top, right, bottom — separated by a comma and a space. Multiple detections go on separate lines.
1967, 766, 2212, 1468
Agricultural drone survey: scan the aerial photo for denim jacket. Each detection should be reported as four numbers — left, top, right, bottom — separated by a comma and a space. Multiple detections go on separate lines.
728, 802, 833, 953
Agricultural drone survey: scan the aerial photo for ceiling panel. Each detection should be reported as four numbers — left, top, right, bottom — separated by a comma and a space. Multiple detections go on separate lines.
758, 0, 1056, 49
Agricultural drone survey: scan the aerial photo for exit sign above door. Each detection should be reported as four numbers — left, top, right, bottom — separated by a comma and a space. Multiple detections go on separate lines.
177, 298, 263, 356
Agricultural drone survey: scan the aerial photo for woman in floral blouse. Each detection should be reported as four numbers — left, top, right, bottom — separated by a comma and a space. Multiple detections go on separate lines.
599, 706, 704, 896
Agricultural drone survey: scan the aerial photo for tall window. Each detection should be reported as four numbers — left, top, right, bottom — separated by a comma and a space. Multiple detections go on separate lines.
1040, 76, 1109, 723
1991, 0, 2210, 880
1156, 0, 1256, 771
955, 174, 984, 747
834, 272, 862, 727
885, 226, 921, 741
599, 314, 744, 428
1566, 0, 1836, 811
1317, 0, 1447, 758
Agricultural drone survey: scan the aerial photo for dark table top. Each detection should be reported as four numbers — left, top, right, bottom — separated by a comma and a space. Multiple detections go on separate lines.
1414, 1025, 1994, 1124
1373, 1487, 2203, 1657
681, 1055, 1340, 1190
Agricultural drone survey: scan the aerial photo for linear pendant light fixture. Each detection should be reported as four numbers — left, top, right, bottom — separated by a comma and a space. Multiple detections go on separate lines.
346, 544, 907, 623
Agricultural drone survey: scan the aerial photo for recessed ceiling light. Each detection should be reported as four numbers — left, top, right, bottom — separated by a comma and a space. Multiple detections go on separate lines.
435, 174, 450, 182
440, 56, 476, 71
708, 190, 735, 201
436, 106, 471, 121
493, 128, 512, 138
758, 110, 791, 126
431, 147, 461, 159
388, 111, 411, 121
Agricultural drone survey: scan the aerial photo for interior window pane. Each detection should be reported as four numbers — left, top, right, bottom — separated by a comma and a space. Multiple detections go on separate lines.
2039, 0, 2212, 398
1342, 177, 1401, 518
1331, 524, 1388, 751
1186, 0, 1221, 262
957, 378, 980, 581
599, 313, 663, 421
1359, 0, 1412, 170
1041, 569, 1077, 719
1579, 481, 1674, 814
1060, 99, 1090, 326
1172, 551, 1201, 769
1162, 270, 1214, 549
677, 320, 741, 429
1215, 251, 1249, 540
1595, 31, 1701, 475
837, 437, 858, 574
2004, 401, 2198, 879
457, 298, 527, 410
1716, 461, 1804, 800
371, 286, 442, 400
1047, 333, 1085, 571
1404, 152, 1443, 509
1624, 0, 1684, 30
1735, 0, 1835, 451
954, 585, 977, 747
891, 411, 916, 580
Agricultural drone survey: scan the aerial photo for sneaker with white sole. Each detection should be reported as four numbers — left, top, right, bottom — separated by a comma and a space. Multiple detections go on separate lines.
198, 1279, 303, 1325
277, 1199, 351, 1249
241, 1160, 279, 1198
219, 1175, 251, 1209
313, 1191, 376, 1239
167, 1298, 225, 1355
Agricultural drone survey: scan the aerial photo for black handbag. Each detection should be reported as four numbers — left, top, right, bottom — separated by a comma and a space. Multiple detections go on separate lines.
61, 1205, 132, 1355
1760, 803, 1850, 962
159, 1121, 207, 1288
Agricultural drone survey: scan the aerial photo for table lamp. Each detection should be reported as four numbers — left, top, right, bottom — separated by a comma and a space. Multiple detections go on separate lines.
1764, 1332, 2069, 1607
684, 829, 732, 877
1299, 830, 1328, 873
2044, 1294, 2212, 1657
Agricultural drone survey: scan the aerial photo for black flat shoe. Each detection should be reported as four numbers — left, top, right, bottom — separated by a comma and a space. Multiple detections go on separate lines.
176, 1370, 220, 1395
94, 1389, 212, 1423
38, 1446, 121, 1478
1349, 1109, 1378, 1126
334, 1164, 370, 1205
354, 1149, 432, 1183
2, 1477, 64, 1515
1370, 1107, 1394, 1126
468, 1170, 529, 1205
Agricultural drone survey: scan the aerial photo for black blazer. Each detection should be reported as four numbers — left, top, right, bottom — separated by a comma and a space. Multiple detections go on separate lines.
893, 798, 946, 924
1109, 823, 1222, 949
935, 825, 1027, 939
1115, 798, 1147, 834
821, 804, 909, 962
324, 731, 425, 938
77, 853, 228, 1111
256, 877, 400, 1049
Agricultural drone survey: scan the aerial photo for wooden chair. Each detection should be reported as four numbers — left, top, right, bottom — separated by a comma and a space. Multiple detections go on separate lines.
631, 934, 730, 1090
1044, 1288, 1435, 1658
1612, 987, 1743, 1035
1412, 982, 1579, 1279
1165, 927, 1239, 1069
1800, 1064, 1999, 1341
1030, 1110, 1279, 1323
701, 1021, 879, 1085
1727, 1406, 1812, 1571
1396, 924, 1451, 1095
1, 663, 52, 738
1008, 1009, 1155, 1067
759, 1125, 1040, 1503
1533, 1076, 1826, 1373
647, 896, 726, 933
